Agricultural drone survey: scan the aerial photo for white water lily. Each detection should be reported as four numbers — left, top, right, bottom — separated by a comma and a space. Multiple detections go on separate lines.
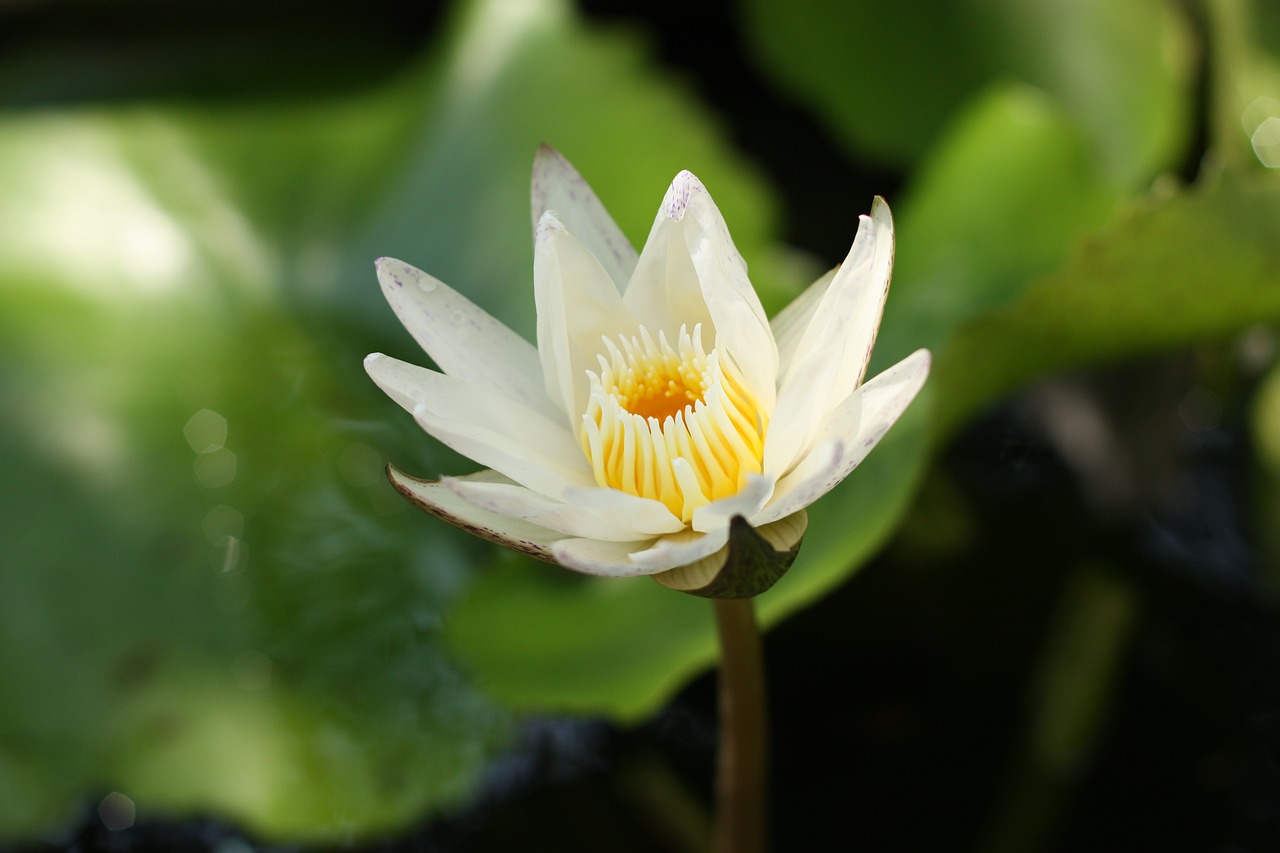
365, 147, 929, 594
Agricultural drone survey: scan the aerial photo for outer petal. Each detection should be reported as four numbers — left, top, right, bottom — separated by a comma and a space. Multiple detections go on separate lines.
764, 198, 895, 477
445, 477, 656, 542
552, 524, 732, 577
770, 266, 837, 378
534, 211, 635, 421
365, 353, 593, 498
387, 467, 564, 562
754, 348, 930, 526
375, 257, 561, 422
530, 145, 638, 291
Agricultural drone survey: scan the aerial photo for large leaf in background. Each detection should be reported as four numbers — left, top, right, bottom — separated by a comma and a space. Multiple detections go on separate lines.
0, 0, 793, 840
742, 0, 1193, 185
872, 85, 1117, 369
0, 111, 506, 840
933, 169, 1280, 439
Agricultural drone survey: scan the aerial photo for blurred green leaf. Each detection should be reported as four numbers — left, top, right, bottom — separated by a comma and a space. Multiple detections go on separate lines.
1206, 0, 1280, 170
933, 169, 1280, 437
742, 0, 1194, 184
874, 84, 1118, 368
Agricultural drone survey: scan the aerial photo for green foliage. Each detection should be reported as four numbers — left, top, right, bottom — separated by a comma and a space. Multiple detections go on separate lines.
934, 169, 1280, 437
2, 0, 1278, 842
743, 0, 1193, 184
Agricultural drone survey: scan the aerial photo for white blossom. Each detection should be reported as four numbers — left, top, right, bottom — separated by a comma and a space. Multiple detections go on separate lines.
366, 147, 929, 592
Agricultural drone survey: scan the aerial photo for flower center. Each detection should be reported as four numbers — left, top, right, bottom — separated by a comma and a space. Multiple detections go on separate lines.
580, 324, 767, 524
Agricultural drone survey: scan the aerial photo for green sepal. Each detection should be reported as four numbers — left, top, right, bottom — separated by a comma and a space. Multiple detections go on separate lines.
653, 512, 807, 599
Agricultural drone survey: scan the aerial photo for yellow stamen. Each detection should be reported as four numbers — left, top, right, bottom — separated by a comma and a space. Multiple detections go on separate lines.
581, 324, 767, 523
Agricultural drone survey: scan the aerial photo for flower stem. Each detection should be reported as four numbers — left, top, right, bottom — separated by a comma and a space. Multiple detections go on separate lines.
712, 597, 767, 853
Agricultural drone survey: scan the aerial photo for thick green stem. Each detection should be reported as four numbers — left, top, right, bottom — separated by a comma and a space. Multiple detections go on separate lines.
712, 597, 767, 853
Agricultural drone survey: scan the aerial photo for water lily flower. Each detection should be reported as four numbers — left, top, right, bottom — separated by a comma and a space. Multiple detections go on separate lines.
366, 147, 929, 596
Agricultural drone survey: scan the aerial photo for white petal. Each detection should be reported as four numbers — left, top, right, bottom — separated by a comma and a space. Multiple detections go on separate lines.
560, 485, 686, 536
387, 467, 563, 561
764, 198, 895, 477
621, 171, 715, 339
627, 525, 732, 569
649, 543, 729, 591
552, 525, 732, 577
374, 258, 562, 422
757, 509, 809, 553
365, 353, 593, 498
770, 266, 837, 378
690, 472, 775, 534
548, 536, 660, 577
754, 348, 930, 526
445, 477, 650, 542
534, 212, 635, 420
530, 145, 638, 291
681, 175, 778, 412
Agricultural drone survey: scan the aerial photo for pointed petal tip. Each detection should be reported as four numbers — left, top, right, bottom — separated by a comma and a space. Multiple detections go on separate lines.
535, 208, 566, 235
873, 198, 893, 242
533, 142, 565, 168
901, 347, 933, 379
849, 198, 893, 247
374, 256, 405, 274
386, 462, 435, 502
373, 256, 426, 295
663, 170, 707, 222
